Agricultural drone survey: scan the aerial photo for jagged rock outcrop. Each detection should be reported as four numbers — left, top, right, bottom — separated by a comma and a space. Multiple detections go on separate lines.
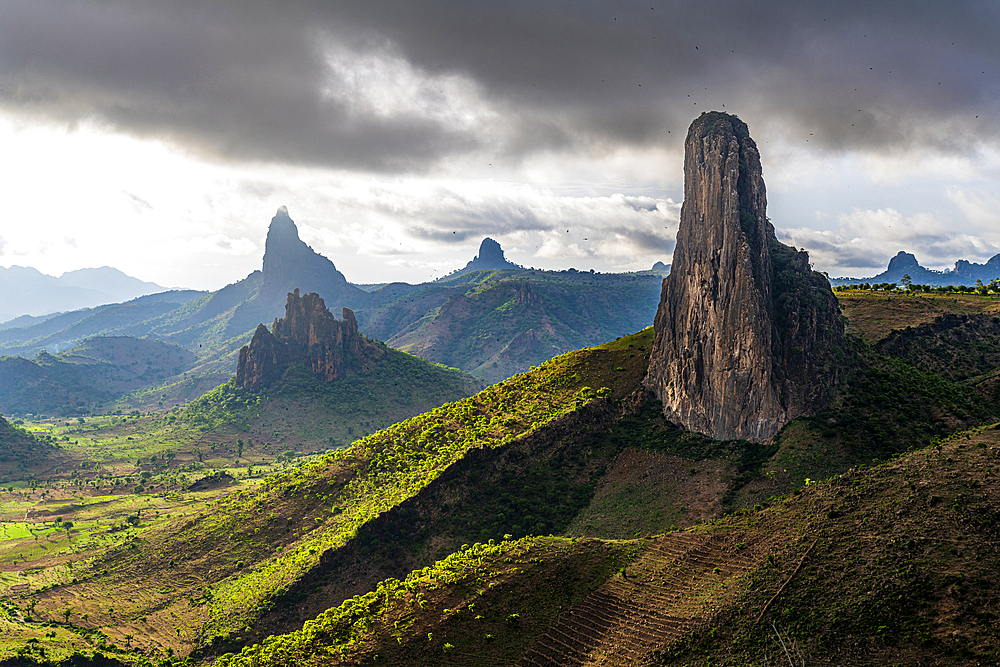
953, 254, 1000, 284
236, 289, 382, 390
644, 112, 847, 442
203, 207, 368, 340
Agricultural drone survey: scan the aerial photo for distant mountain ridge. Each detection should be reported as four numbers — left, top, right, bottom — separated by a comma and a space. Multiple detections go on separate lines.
0, 208, 669, 408
0, 265, 169, 323
831, 250, 1000, 286
0, 336, 197, 415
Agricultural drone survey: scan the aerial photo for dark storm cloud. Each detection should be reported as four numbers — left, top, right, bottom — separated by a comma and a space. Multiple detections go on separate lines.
608, 227, 675, 253
2, 0, 996, 170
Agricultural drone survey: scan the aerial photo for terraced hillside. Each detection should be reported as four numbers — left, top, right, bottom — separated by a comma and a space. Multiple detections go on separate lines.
518, 531, 762, 666
212, 423, 1000, 667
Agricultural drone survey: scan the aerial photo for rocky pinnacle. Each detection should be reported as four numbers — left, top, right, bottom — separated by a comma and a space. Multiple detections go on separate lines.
644, 112, 847, 442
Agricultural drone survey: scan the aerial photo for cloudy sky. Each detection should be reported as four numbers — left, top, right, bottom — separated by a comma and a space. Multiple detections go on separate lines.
1, 0, 997, 290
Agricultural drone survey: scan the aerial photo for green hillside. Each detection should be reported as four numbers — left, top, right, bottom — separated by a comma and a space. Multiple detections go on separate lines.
0, 222, 665, 396
12, 329, 645, 661
214, 423, 1000, 667
1, 294, 999, 665
386, 272, 662, 384
0, 414, 50, 465
179, 341, 484, 449
0, 336, 198, 416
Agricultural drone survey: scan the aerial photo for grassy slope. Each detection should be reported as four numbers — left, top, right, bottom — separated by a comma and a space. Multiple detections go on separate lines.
387, 273, 661, 384
657, 424, 1000, 666
215, 536, 639, 667
5, 292, 1000, 665
0, 416, 50, 465
874, 312, 1000, 384
177, 341, 484, 450
23, 330, 647, 659
210, 424, 1000, 667
192, 293, 1000, 667
767, 337, 997, 490
836, 290, 1000, 343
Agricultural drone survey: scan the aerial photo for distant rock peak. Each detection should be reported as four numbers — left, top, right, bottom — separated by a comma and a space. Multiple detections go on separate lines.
644, 112, 847, 442
887, 251, 920, 272
444, 237, 521, 279
262, 207, 312, 275
477, 238, 506, 264
257, 207, 363, 312
832, 250, 1000, 286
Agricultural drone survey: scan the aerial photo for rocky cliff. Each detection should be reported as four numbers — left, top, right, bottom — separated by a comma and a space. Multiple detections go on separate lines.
644, 112, 847, 442
235, 289, 382, 391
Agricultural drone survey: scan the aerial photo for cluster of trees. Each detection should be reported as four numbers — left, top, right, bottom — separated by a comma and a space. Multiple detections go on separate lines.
836, 275, 1000, 295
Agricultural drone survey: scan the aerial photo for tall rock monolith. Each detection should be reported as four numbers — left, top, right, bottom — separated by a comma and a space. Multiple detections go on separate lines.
643, 112, 847, 442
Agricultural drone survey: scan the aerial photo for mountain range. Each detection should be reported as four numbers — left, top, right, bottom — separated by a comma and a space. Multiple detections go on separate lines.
831, 249, 1000, 286
0, 209, 667, 415
0, 265, 170, 324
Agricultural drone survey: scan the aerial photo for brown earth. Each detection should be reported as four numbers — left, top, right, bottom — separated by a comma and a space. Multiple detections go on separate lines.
836, 291, 1000, 343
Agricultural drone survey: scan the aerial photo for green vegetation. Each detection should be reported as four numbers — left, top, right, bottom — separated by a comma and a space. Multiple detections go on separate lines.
214, 537, 637, 666
0, 414, 50, 466
0, 336, 200, 417
835, 278, 1000, 296
1, 289, 999, 666
773, 337, 998, 485
385, 271, 662, 383
654, 425, 1000, 666
875, 312, 1000, 383
836, 289, 1000, 343
176, 340, 482, 449
0, 329, 648, 659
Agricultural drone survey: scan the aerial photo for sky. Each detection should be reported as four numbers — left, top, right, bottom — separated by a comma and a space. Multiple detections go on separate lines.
0, 0, 998, 290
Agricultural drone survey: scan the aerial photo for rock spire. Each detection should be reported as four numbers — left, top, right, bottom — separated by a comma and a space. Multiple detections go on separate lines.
260, 206, 362, 306
643, 112, 847, 442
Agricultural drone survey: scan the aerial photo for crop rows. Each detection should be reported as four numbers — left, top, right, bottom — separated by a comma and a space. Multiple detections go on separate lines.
518, 531, 761, 666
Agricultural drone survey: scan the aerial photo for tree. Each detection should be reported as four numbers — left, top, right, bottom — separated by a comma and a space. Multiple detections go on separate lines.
901, 273, 912, 287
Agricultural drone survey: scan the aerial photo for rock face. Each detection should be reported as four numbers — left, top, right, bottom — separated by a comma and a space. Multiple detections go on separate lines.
208, 207, 368, 340
235, 289, 381, 391
953, 254, 1000, 284
644, 112, 847, 442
